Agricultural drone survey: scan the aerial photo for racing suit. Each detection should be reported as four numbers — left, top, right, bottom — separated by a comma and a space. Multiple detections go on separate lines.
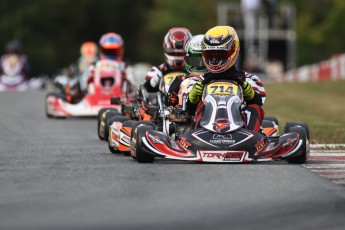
190, 66, 266, 132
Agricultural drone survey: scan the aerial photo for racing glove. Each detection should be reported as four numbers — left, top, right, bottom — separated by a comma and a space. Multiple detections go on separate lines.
188, 82, 204, 104
242, 81, 255, 101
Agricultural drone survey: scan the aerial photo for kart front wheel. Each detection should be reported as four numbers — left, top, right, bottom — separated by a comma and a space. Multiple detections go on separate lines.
284, 122, 310, 140
132, 124, 154, 163
286, 126, 307, 164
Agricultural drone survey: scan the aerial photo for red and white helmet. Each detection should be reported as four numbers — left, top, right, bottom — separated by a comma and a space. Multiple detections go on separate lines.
99, 32, 124, 61
163, 27, 192, 69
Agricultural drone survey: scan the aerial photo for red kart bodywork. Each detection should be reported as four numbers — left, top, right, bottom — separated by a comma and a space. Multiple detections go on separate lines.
46, 60, 128, 117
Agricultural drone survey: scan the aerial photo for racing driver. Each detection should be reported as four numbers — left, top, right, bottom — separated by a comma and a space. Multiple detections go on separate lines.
188, 26, 266, 132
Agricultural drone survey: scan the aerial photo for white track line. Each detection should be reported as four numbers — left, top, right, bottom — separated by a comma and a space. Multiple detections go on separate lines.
303, 164, 345, 169
310, 170, 345, 173
310, 144, 345, 149
309, 152, 345, 157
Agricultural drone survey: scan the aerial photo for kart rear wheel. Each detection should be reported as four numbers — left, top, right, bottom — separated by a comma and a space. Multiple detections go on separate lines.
284, 122, 310, 140
97, 108, 114, 140
263, 116, 279, 126
132, 124, 154, 163
105, 116, 130, 142
285, 126, 307, 164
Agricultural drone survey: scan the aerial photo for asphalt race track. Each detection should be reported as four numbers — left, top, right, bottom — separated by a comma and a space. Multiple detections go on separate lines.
1, 91, 345, 230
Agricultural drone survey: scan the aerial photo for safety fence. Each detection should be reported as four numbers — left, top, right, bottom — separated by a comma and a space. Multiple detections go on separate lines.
284, 54, 345, 82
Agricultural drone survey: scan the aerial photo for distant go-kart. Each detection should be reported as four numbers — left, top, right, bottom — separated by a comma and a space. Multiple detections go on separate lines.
45, 60, 130, 118
131, 80, 310, 164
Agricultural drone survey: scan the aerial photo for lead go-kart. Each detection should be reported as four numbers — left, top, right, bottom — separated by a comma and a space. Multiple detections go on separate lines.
45, 60, 130, 118
131, 80, 310, 164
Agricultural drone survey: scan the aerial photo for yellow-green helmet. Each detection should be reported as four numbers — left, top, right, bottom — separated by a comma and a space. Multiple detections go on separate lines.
202, 26, 240, 73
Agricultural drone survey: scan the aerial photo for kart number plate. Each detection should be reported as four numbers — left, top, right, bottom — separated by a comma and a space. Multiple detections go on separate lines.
163, 72, 185, 86
97, 62, 117, 71
206, 82, 238, 95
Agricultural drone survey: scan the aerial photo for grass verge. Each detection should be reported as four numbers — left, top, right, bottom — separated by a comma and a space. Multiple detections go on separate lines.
263, 80, 345, 144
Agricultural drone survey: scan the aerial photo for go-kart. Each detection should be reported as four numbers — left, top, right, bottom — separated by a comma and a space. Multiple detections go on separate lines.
101, 71, 186, 154
131, 80, 310, 164
45, 60, 130, 118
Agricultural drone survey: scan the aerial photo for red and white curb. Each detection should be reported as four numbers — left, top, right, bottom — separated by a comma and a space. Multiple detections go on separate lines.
303, 145, 345, 186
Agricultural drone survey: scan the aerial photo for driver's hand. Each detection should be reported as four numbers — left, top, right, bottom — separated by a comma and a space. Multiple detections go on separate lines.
188, 82, 204, 104
242, 81, 255, 100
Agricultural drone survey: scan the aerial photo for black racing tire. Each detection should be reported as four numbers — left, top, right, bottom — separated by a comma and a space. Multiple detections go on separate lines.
105, 116, 131, 142
261, 120, 275, 128
130, 121, 154, 141
45, 92, 65, 119
130, 121, 153, 159
98, 108, 120, 140
133, 124, 155, 163
284, 122, 310, 140
285, 126, 307, 164
122, 120, 136, 128
263, 116, 279, 126
97, 108, 113, 140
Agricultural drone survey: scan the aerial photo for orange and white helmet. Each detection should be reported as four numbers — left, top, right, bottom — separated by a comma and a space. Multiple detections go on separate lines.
163, 27, 192, 68
80, 41, 98, 59
202, 26, 240, 73
99, 32, 124, 61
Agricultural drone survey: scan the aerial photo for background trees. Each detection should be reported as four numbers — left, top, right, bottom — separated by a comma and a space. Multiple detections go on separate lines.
0, 0, 343, 76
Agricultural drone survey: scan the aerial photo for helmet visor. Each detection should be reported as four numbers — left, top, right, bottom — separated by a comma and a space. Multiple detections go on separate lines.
101, 47, 122, 57
202, 49, 232, 61
165, 50, 185, 57
185, 55, 204, 68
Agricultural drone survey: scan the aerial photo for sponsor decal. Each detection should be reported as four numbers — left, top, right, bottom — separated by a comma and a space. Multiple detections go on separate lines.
178, 137, 191, 149
120, 133, 130, 145
213, 134, 233, 139
210, 139, 235, 145
210, 134, 235, 144
213, 118, 231, 133
148, 134, 163, 145
255, 138, 265, 151
200, 150, 245, 162
111, 132, 120, 147
283, 137, 297, 147
210, 38, 220, 44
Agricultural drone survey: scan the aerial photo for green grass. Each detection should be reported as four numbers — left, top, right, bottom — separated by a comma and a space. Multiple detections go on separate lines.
263, 80, 345, 144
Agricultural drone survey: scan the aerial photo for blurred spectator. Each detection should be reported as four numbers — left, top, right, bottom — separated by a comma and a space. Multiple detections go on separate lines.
0, 39, 31, 78
76, 41, 99, 76
241, 0, 261, 63
263, 0, 279, 29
